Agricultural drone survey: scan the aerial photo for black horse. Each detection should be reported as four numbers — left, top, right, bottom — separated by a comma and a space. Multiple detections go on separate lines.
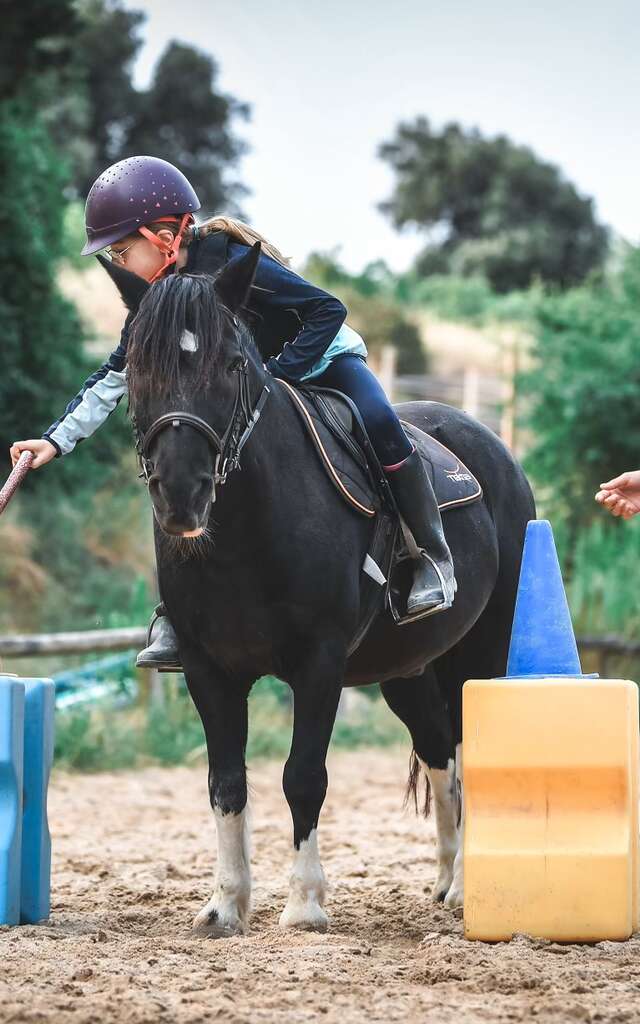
102, 243, 535, 936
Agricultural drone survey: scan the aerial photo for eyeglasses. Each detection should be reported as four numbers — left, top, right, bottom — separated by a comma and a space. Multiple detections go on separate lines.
105, 239, 140, 263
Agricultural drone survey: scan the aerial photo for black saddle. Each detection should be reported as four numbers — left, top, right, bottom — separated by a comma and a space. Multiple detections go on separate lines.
279, 380, 483, 652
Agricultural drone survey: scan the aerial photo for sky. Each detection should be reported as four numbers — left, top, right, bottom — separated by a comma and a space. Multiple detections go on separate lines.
125, 0, 640, 272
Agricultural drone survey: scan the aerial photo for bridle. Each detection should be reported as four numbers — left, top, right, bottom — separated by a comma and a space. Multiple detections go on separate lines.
133, 340, 271, 503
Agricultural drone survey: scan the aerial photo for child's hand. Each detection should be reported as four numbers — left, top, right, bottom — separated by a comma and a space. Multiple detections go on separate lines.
595, 470, 640, 519
9, 439, 57, 470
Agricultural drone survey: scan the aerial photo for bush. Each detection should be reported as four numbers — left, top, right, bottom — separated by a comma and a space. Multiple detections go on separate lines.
54, 706, 139, 772
519, 247, 640, 531
563, 518, 640, 638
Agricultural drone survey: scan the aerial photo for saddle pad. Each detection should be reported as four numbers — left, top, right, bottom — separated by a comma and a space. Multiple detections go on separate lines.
280, 380, 482, 517
401, 420, 483, 511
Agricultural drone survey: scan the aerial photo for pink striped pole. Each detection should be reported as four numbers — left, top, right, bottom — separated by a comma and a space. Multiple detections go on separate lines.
0, 452, 34, 517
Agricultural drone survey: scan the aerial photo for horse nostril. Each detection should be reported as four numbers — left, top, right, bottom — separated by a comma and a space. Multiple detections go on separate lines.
194, 474, 214, 502
148, 475, 167, 504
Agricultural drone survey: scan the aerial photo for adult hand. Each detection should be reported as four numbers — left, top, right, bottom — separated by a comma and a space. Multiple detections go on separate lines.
595, 470, 640, 519
9, 439, 58, 470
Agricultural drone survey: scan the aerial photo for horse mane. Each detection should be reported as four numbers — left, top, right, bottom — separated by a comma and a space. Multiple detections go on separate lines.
126, 272, 258, 409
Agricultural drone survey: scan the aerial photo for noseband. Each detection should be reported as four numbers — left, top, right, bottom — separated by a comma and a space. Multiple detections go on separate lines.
133, 344, 271, 502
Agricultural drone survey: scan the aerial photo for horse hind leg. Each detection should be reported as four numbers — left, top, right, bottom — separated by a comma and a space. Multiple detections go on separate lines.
433, 538, 523, 910
380, 669, 459, 902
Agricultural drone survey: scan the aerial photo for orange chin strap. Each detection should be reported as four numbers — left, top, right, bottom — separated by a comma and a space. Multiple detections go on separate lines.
138, 213, 194, 283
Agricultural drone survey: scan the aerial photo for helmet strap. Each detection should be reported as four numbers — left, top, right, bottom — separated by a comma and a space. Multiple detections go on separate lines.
138, 213, 193, 283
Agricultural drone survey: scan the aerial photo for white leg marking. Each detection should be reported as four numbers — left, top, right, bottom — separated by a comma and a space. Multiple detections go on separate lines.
444, 742, 464, 908
279, 828, 328, 932
193, 806, 251, 937
420, 756, 458, 901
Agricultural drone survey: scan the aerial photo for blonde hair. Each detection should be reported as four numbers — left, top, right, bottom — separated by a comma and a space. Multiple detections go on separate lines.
144, 215, 292, 268
191, 216, 291, 267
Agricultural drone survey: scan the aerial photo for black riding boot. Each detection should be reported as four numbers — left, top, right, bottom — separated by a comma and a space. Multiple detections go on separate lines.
386, 448, 457, 618
135, 602, 183, 672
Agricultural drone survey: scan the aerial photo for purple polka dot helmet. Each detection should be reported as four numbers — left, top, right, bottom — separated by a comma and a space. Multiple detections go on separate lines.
81, 155, 201, 256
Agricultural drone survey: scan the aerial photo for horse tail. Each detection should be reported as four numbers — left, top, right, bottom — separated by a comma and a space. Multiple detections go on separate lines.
403, 749, 432, 817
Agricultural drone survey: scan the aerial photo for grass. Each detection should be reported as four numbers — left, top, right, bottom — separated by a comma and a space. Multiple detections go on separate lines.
53, 675, 407, 773
563, 517, 640, 638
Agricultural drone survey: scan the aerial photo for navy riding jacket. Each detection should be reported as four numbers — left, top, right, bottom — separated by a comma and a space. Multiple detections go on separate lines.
42, 232, 350, 456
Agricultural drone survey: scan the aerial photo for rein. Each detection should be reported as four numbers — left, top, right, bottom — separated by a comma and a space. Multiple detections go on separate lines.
134, 346, 270, 502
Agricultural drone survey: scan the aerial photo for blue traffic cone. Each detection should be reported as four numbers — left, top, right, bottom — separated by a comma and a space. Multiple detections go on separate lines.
506, 520, 582, 677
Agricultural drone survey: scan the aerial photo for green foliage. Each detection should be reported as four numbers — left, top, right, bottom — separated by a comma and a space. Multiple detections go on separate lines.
518, 245, 640, 641
0, 92, 132, 466
144, 694, 205, 765
0, 95, 148, 632
62, 202, 92, 269
565, 519, 640, 638
54, 706, 139, 771
0, 100, 85, 450
519, 246, 640, 529
402, 273, 499, 325
378, 116, 608, 292
0, 1, 79, 99
303, 251, 539, 339
53, 677, 406, 773
331, 692, 406, 749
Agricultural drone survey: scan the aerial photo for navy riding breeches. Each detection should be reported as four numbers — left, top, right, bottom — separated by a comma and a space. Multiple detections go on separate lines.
311, 354, 413, 467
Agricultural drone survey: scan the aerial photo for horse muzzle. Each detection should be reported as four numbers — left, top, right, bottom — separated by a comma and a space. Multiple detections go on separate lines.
149, 473, 214, 536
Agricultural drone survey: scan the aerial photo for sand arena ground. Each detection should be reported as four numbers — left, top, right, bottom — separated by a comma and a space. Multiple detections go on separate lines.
1, 748, 639, 1023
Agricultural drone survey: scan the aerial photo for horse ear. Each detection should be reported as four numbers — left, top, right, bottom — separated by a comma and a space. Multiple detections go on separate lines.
214, 241, 261, 312
96, 254, 150, 312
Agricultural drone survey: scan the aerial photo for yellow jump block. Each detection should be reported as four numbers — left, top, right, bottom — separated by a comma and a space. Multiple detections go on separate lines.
463, 677, 639, 942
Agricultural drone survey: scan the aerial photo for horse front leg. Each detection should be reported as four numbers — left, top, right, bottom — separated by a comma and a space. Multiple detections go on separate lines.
280, 640, 346, 932
183, 657, 252, 937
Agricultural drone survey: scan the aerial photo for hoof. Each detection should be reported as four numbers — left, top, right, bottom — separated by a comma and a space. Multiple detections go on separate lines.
192, 904, 247, 938
431, 869, 454, 903
279, 902, 328, 932
443, 883, 463, 910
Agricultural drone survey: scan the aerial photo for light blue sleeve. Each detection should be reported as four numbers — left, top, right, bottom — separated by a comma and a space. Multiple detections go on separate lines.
300, 322, 368, 381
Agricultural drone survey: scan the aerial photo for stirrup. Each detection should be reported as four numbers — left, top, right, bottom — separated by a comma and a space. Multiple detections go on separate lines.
145, 604, 164, 647
391, 553, 457, 626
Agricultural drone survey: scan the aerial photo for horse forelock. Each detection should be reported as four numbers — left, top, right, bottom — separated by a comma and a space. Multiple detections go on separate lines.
126, 273, 229, 412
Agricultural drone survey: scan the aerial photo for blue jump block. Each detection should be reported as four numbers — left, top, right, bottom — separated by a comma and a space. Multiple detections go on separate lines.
0, 677, 25, 925
21, 679, 55, 924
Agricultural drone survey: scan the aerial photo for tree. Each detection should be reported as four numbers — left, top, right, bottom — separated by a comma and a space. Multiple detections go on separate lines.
0, 0, 79, 99
67, 0, 146, 194
42, 1, 249, 213
0, 1, 146, 632
0, 102, 130, 480
126, 41, 249, 213
378, 117, 609, 293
